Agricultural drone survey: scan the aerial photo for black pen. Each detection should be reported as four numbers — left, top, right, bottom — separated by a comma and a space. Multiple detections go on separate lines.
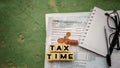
104, 27, 109, 53
104, 27, 111, 67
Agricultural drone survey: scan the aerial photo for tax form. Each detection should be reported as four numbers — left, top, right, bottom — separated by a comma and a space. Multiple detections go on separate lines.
45, 12, 107, 68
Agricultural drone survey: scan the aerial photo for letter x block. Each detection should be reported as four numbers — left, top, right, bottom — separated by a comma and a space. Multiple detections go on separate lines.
63, 44, 70, 52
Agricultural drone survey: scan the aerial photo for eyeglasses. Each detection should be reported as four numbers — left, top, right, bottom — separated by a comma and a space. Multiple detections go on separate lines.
105, 10, 120, 67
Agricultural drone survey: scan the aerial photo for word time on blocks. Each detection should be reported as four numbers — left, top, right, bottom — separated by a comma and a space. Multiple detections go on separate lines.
46, 53, 74, 61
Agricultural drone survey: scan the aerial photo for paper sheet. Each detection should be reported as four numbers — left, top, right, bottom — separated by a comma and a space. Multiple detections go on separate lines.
45, 12, 107, 68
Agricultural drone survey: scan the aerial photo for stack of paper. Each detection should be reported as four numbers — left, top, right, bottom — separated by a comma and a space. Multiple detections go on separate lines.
45, 7, 108, 68
44, 7, 120, 68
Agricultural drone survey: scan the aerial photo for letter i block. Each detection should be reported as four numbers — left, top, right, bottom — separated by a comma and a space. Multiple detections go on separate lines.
59, 53, 68, 61
63, 44, 70, 52
46, 53, 53, 61
68, 52, 74, 61
55, 43, 63, 52
49, 45, 56, 52
52, 53, 60, 61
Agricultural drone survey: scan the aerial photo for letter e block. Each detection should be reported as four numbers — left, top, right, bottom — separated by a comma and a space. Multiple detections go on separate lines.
68, 52, 74, 61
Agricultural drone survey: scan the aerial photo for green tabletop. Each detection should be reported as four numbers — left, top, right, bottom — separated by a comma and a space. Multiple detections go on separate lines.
0, 0, 120, 68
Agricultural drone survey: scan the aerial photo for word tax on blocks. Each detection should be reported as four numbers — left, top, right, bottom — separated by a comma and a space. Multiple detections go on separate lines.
46, 43, 74, 61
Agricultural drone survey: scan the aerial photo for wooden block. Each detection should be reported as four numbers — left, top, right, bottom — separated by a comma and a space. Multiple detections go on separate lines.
62, 44, 70, 52
46, 53, 53, 61
68, 52, 74, 61
59, 53, 68, 60
49, 45, 56, 52
59, 53, 74, 61
55, 43, 63, 52
46, 52, 74, 61
52, 53, 60, 61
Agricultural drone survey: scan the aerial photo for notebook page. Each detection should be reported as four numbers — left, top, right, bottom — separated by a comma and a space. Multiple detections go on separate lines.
79, 7, 108, 57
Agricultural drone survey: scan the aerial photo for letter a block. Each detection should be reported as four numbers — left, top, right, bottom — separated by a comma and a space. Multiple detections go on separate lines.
55, 43, 63, 52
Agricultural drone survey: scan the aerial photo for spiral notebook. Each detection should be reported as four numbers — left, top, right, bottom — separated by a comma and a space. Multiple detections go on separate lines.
79, 7, 108, 57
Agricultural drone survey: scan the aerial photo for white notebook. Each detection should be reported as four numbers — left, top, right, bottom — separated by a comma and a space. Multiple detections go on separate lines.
79, 7, 108, 57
